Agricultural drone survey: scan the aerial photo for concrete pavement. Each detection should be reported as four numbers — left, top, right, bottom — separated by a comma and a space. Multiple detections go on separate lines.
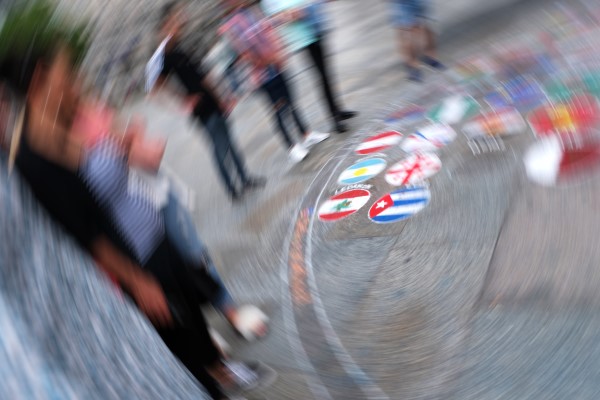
124, 0, 600, 398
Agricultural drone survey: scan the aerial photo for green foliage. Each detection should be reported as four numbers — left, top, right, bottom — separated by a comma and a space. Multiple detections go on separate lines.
0, 0, 91, 65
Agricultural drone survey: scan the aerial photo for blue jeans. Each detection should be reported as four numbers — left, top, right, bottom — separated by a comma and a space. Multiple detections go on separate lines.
261, 73, 309, 148
162, 192, 234, 311
391, 0, 430, 28
203, 112, 249, 197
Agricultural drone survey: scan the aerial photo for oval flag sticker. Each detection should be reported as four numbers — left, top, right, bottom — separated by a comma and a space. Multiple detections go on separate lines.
528, 95, 599, 138
462, 108, 526, 139
385, 105, 425, 125
318, 189, 371, 222
502, 76, 545, 110
355, 131, 402, 155
427, 95, 479, 124
402, 124, 456, 153
369, 186, 430, 224
385, 153, 441, 186
337, 158, 387, 185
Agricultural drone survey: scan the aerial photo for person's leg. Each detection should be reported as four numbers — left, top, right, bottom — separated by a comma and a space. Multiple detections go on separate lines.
419, 24, 444, 69
162, 192, 236, 311
399, 26, 419, 68
393, 0, 423, 81
422, 25, 436, 58
274, 73, 310, 136
272, 73, 309, 136
273, 72, 331, 147
261, 77, 295, 149
140, 241, 225, 398
212, 113, 249, 184
161, 194, 268, 339
407, 0, 446, 70
158, 326, 224, 399
224, 57, 242, 96
414, 0, 444, 69
203, 114, 241, 197
305, 38, 340, 120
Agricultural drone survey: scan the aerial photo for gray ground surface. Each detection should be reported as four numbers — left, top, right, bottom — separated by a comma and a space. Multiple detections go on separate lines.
125, 0, 600, 398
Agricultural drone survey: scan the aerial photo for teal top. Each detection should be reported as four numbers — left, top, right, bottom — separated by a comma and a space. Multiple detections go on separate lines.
261, 0, 318, 53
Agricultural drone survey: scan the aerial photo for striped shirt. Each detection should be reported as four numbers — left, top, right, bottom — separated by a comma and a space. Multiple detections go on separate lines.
220, 6, 281, 87
79, 138, 164, 265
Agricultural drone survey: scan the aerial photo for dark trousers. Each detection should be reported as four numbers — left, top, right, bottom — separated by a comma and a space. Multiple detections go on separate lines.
201, 112, 249, 197
157, 326, 222, 399
305, 38, 341, 119
261, 73, 308, 149
225, 57, 242, 95
138, 240, 224, 399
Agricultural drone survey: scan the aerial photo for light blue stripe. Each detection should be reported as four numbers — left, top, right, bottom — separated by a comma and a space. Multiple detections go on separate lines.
348, 158, 386, 169
340, 175, 375, 184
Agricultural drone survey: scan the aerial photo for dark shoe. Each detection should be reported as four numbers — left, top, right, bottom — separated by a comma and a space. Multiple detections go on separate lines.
244, 176, 266, 190
336, 110, 357, 120
334, 121, 349, 133
407, 66, 422, 82
421, 56, 446, 70
230, 191, 243, 202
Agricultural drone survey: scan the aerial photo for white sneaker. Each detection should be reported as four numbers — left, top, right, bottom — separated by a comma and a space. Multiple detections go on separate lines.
222, 361, 278, 394
288, 143, 309, 163
303, 131, 330, 148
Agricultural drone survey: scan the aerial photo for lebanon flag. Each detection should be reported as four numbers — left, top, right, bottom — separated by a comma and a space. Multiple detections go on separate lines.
369, 186, 430, 223
385, 153, 442, 186
355, 131, 402, 155
318, 189, 371, 222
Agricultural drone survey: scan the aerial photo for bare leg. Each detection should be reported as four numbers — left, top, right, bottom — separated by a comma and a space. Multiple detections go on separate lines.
419, 24, 445, 70
399, 27, 420, 68
422, 25, 437, 59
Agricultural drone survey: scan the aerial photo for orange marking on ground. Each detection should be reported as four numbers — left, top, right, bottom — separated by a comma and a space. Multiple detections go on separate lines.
289, 210, 312, 306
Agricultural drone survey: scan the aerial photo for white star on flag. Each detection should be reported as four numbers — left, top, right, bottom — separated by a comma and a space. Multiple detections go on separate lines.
376, 200, 387, 209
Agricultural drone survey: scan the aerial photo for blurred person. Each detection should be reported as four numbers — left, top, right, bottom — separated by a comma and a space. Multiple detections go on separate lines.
0, 2, 272, 398
219, 0, 330, 163
0, 86, 210, 399
75, 124, 274, 398
73, 103, 269, 341
155, 2, 265, 201
0, 99, 211, 400
261, 0, 357, 133
390, 0, 445, 82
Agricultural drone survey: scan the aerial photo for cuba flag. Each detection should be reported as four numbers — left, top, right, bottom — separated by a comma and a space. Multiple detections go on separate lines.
368, 186, 430, 224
